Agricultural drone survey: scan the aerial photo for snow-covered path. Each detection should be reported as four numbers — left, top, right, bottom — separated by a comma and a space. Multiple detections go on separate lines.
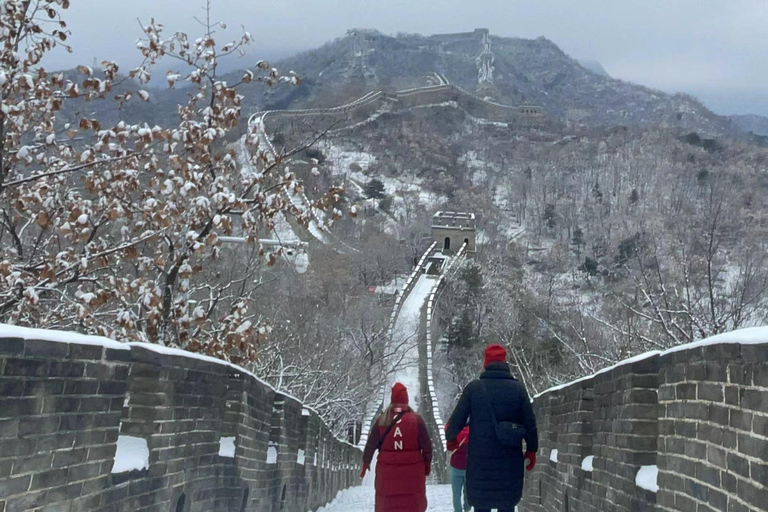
387, 274, 437, 413
315, 484, 453, 512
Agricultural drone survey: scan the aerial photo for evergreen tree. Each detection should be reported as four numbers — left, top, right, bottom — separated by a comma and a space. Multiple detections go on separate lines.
571, 227, 584, 258
460, 264, 484, 297
364, 178, 386, 199
446, 310, 475, 349
543, 203, 557, 229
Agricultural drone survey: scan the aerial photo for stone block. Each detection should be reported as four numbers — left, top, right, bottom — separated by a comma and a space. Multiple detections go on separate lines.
708, 404, 729, 425
4, 490, 46, 512
52, 449, 88, 469
724, 385, 740, 406
684, 363, 707, 381
67, 462, 102, 482
10, 453, 53, 476
702, 343, 741, 361
658, 385, 675, 402
61, 381, 98, 395
0, 398, 40, 418
752, 461, 768, 487
30, 468, 69, 491
705, 362, 728, 382
754, 415, 768, 438
46, 482, 84, 504
738, 433, 768, 461
3, 358, 46, 377
68, 344, 104, 360
741, 344, 768, 363
740, 388, 766, 412
0, 338, 24, 355
727, 453, 750, 478
46, 362, 85, 378
697, 383, 724, 402
729, 364, 752, 385
686, 478, 709, 502
695, 462, 721, 487
737, 478, 768, 509
24, 339, 69, 359
721, 470, 737, 495
753, 364, 768, 387
0, 380, 23, 398
729, 409, 752, 432
706, 445, 727, 469
34, 433, 75, 453
19, 415, 60, 436
675, 493, 697, 512
675, 420, 696, 438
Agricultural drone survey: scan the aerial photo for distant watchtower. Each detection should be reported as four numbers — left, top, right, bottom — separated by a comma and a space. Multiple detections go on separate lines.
431, 211, 476, 255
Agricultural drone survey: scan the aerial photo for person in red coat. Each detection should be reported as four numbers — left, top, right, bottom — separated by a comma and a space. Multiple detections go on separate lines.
361, 383, 433, 512
445, 423, 470, 512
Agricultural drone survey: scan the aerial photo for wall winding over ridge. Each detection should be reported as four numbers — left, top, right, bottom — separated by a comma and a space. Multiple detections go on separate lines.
0, 326, 359, 512
520, 328, 768, 512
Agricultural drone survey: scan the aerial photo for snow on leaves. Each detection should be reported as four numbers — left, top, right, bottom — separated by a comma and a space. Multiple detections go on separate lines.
0, 1, 347, 365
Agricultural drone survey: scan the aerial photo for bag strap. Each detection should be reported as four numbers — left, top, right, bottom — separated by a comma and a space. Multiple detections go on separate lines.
479, 381, 499, 427
378, 410, 408, 450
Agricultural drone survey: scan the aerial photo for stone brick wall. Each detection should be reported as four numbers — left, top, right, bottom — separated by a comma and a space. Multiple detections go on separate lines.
0, 330, 359, 512
520, 338, 768, 512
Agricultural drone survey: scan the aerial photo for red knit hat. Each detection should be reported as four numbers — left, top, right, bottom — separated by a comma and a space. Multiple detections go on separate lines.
391, 382, 409, 405
484, 344, 507, 368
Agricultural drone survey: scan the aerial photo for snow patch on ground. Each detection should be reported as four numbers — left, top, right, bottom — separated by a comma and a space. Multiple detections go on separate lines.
322, 145, 377, 175
112, 435, 149, 473
581, 455, 594, 472
218, 437, 236, 458
315, 484, 454, 512
387, 275, 438, 413
636, 465, 659, 492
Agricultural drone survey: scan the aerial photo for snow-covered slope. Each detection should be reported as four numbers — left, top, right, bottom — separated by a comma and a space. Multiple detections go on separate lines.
317, 484, 519, 512
387, 274, 438, 413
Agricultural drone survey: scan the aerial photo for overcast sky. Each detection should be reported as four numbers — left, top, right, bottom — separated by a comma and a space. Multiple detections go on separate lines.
54, 0, 768, 116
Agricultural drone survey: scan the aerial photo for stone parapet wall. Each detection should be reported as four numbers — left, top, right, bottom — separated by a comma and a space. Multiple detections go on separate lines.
0, 328, 359, 512
519, 333, 768, 512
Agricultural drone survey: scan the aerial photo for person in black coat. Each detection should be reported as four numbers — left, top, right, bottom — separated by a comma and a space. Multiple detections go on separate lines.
446, 344, 538, 512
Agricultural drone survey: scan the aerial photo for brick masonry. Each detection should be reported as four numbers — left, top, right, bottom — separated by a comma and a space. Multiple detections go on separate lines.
0, 335, 359, 512
519, 342, 768, 512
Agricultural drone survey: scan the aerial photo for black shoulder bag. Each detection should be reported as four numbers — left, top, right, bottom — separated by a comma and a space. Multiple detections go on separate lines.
480, 381, 527, 447
378, 410, 408, 450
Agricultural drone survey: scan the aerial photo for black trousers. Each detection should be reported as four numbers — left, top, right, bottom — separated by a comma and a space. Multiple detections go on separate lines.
475, 509, 515, 512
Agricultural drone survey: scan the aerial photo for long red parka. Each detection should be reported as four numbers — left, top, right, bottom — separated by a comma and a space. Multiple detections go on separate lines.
363, 406, 433, 512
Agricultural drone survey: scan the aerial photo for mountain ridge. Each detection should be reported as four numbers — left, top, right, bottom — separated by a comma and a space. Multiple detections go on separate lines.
237, 29, 731, 136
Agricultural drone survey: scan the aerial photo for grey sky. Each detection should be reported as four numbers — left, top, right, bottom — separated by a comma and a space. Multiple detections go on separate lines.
55, 0, 768, 116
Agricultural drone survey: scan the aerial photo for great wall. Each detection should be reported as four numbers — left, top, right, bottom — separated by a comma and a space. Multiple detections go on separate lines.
2, 324, 767, 511
0, 327, 359, 512
2, 32, 767, 509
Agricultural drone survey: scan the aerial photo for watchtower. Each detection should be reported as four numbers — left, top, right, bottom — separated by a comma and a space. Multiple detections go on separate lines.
431, 211, 476, 255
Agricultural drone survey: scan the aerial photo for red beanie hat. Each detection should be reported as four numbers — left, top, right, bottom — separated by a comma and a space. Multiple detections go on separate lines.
391, 382, 409, 405
484, 344, 507, 368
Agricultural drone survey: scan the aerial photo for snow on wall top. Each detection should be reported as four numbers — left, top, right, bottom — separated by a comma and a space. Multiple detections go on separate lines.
0, 324, 129, 351
0, 323, 360, 450
534, 326, 768, 399
661, 326, 768, 354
